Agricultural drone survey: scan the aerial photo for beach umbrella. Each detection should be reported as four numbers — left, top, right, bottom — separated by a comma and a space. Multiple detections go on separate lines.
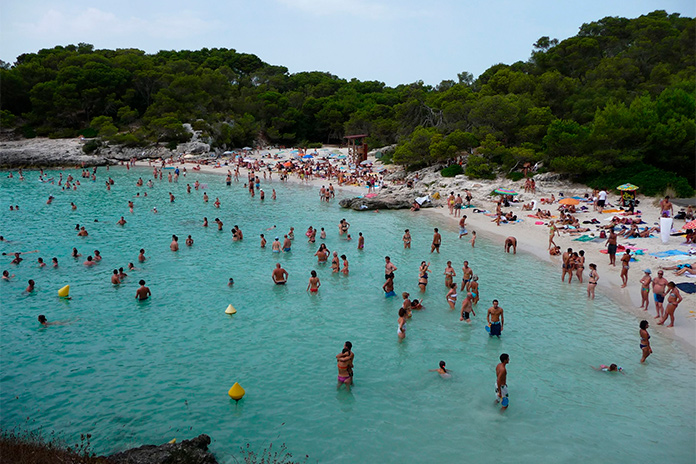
494, 188, 518, 196
283, 162, 293, 168
242, 146, 252, 150
360, 160, 372, 165
616, 183, 639, 191
302, 154, 314, 159
683, 220, 696, 230
337, 154, 347, 159
559, 198, 580, 205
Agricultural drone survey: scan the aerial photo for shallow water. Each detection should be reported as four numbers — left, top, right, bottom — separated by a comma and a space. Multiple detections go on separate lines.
1, 167, 694, 464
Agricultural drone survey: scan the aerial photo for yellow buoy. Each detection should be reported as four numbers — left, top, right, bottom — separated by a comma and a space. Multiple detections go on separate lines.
168, 438, 176, 444
225, 304, 237, 315
58, 285, 70, 298
228, 382, 245, 401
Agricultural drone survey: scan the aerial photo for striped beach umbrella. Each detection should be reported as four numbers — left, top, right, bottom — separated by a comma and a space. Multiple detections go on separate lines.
616, 183, 639, 191
494, 188, 518, 196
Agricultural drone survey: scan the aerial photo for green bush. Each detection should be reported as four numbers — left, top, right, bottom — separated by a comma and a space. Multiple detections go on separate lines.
48, 128, 77, 138
441, 164, 464, 177
80, 128, 98, 138
82, 139, 101, 154
507, 171, 525, 181
307, 142, 323, 149
21, 125, 37, 138
586, 163, 694, 198
1, 110, 16, 128
464, 155, 496, 179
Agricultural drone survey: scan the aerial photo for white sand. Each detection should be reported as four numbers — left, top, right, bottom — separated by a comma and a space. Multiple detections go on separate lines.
178, 148, 695, 356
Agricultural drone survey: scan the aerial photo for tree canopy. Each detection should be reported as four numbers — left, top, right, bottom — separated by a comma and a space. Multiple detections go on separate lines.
1, 11, 694, 191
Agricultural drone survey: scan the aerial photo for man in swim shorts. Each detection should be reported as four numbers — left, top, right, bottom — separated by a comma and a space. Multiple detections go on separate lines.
605, 228, 617, 266
383, 274, 395, 297
282, 235, 292, 252
459, 216, 468, 238
272, 263, 288, 285
487, 300, 504, 338
496, 353, 510, 410
652, 270, 668, 319
385, 256, 398, 280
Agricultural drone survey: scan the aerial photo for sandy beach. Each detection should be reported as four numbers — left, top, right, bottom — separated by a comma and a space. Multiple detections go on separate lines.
185, 147, 695, 356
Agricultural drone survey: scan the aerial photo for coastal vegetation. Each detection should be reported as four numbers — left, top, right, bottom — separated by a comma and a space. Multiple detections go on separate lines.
0, 10, 693, 193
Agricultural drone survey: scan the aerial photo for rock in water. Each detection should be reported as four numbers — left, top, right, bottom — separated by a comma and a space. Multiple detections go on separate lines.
106, 434, 218, 464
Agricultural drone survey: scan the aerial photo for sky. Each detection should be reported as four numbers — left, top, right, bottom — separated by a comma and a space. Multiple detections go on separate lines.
1, 0, 694, 86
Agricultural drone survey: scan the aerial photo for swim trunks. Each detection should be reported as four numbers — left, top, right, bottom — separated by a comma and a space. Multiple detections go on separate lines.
459, 228, 468, 235
283, 248, 291, 252
654, 293, 664, 303
462, 311, 470, 320
489, 321, 502, 336
275, 281, 286, 285
494, 382, 508, 399
597, 199, 605, 207
385, 290, 396, 297
607, 244, 617, 254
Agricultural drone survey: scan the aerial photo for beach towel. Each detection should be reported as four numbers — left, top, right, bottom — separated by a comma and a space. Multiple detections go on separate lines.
573, 235, 596, 242
649, 250, 689, 258
602, 209, 621, 214
675, 282, 696, 293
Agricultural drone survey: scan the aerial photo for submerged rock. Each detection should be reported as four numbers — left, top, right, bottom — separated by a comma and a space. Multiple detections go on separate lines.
106, 434, 218, 464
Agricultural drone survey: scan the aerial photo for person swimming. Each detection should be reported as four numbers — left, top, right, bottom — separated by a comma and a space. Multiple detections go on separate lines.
429, 360, 451, 378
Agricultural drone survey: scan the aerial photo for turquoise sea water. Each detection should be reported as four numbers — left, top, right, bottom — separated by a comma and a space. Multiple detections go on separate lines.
1, 167, 694, 464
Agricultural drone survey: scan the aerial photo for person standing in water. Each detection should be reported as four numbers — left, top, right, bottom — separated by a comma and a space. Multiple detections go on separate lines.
639, 320, 652, 363
307, 270, 320, 293
487, 300, 504, 338
135, 280, 151, 301
170, 235, 179, 251
587, 263, 598, 299
495, 353, 510, 410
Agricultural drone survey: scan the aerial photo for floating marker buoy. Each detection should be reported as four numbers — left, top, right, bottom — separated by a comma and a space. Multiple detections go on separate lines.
225, 304, 237, 315
228, 382, 245, 401
58, 285, 70, 298
168, 438, 176, 444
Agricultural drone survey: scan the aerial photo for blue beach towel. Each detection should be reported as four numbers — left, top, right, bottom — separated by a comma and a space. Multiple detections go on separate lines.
675, 282, 696, 294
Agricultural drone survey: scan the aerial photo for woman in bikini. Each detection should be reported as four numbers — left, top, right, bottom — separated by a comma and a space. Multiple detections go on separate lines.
639, 270, 652, 311
639, 320, 652, 363
418, 261, 430, 293
587, 263, 598, 299
403, 229, 411, 249
307, 270, 320, 294
444, 261, 456, 289
575, 250, 585, 283
469, 276, 480, 305
336, 348, 352, 391
331, 252, 340, 273
446, 283, 458, 310
658, 282, 682, 327
397, 308, 407, 342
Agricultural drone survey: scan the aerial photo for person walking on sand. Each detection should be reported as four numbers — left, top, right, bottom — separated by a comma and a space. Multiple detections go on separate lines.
587, 263, 598, 299
652, 270, 668, 320
658, 282, 682, 327
639, 320, 652, 363
639, 269, 652, 311
459, 216, 468, 238
605, 228, 617, 266
495, 353, 510, 410
620, 250, 631, 288
548, 221, 559, 249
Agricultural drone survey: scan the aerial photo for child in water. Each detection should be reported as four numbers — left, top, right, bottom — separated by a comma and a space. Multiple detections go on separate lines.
429, 361, 451, 378
592, 364, 624, 373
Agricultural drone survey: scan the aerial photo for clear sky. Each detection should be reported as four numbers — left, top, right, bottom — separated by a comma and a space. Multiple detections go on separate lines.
1, 0, 693, 86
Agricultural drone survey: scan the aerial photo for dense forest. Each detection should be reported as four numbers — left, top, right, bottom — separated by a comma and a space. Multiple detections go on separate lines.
1, 10, 694, 194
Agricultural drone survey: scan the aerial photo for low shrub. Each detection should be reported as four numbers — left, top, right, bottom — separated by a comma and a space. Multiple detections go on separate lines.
464, 155, 496, 179
585, 163, 694, 198
82, 139, 101, 154
441, 164, 464, 177
306, 142, 323, 149
507, 171, 524, 182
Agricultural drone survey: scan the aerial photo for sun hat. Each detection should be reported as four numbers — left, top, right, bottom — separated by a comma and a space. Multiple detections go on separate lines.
643, 269, 651, 274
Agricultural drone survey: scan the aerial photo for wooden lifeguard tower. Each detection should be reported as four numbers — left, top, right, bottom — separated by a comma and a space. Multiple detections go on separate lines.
344, 134, 368, 164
